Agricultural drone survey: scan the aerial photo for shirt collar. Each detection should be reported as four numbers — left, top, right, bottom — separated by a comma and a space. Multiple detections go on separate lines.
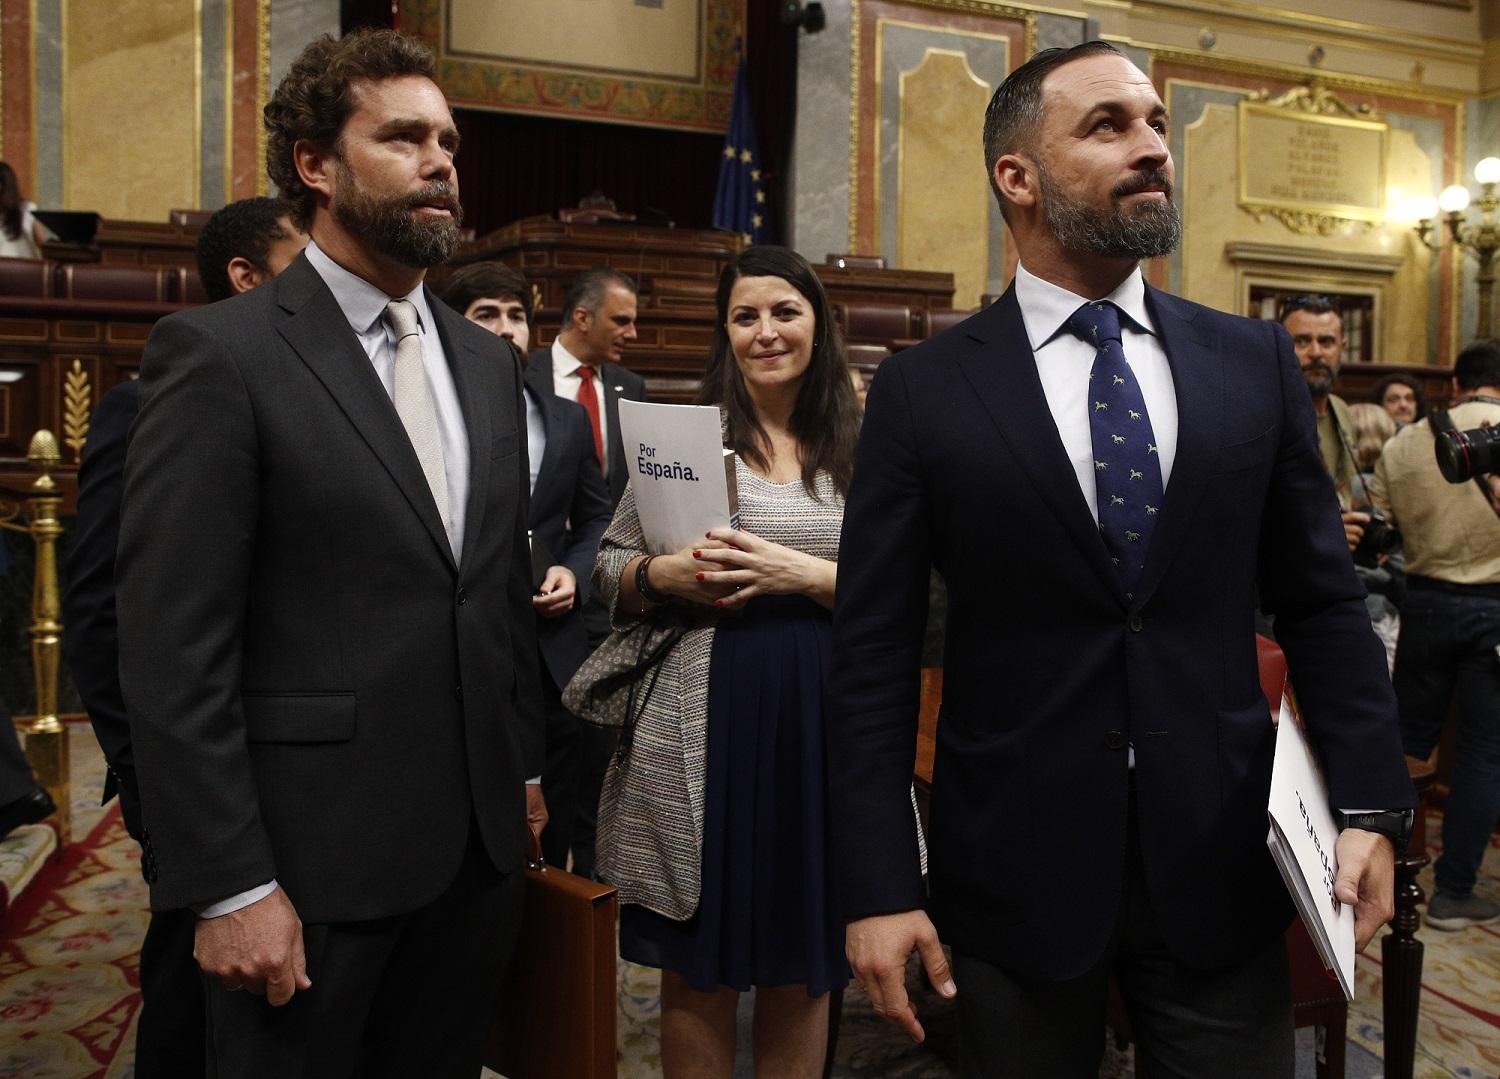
1013, 262, 1157, 353
303, 238, 432, 339
551, 337, 591, 377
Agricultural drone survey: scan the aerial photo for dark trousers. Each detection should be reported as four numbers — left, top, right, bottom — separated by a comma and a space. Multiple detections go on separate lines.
953, 792, 1293, 1079
135, 907, 206, 1078
0, 698, 37, 805
539, 661, 583, 869
202, 823, 525, 1079
1395, 582, 1500, 898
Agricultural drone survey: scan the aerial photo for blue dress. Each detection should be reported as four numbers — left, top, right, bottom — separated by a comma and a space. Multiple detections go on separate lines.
619, 467, 850, 997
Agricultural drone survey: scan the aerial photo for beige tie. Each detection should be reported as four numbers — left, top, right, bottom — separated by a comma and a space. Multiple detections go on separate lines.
383, 299, 450, 529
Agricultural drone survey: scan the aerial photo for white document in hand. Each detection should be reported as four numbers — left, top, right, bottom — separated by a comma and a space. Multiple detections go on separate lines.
1266, 698, 1356, 1000
617, 399, 740, 554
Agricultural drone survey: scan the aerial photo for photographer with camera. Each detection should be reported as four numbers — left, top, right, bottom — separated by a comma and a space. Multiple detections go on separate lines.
1370, 339, 1500, 930
1280, 296, 1389, 555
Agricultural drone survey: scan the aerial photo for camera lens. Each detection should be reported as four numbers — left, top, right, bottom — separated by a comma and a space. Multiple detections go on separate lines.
1437, 425, 1500, 483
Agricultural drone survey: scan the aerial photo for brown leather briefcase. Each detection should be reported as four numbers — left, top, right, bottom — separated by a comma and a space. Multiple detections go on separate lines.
486, 829, 619, 1078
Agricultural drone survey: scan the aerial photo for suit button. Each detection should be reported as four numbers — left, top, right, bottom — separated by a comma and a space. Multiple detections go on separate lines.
1105, 730, 1127, 750
453, 684, 463, 701
1127, 614, 1143, 632
457, 587, 468, 606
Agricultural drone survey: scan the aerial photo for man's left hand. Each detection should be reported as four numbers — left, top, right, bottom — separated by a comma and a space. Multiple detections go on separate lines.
1334, 827, 1396, 951
525, 784, 549, 837
533, 566, 576, 618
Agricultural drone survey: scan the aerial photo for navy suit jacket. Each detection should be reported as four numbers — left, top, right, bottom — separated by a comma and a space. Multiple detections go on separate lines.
524, 383, 612, 689
525, 348, 646, 508
828, 283, 1415, 979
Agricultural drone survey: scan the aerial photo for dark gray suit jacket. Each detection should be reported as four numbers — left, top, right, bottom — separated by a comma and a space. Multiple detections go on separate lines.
117, 253, 544, 920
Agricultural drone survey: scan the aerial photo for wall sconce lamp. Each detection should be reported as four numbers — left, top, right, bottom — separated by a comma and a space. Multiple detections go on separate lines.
1413, 156, 1500, 340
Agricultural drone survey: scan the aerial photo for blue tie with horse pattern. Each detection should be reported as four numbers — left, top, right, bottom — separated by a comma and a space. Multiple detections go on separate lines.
1066, 300, 1163, 600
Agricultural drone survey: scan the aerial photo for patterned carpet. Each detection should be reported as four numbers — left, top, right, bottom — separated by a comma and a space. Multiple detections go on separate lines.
3, 726, 1499, 1078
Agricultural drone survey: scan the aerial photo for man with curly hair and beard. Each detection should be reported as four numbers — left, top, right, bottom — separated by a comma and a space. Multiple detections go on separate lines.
115, 29, 544, 1077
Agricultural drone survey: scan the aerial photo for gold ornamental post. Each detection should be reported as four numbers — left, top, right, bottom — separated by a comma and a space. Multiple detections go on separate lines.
1, 430, 69, 844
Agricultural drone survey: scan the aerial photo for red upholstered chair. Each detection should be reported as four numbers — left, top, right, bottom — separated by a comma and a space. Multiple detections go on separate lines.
166, 267, 210, 305
0, 257, 54, 298
839, 303, 920, 345
1107, 634, 1347, 1079
826, 253, 886, 270
925, 308, 973, 338
168, 208, 213, 228
55, 262, 171, 303
647, 275, 717, 309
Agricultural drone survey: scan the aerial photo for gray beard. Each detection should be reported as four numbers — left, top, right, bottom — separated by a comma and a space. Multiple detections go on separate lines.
1038, 165, 1181, 261
332, 169, 462, 269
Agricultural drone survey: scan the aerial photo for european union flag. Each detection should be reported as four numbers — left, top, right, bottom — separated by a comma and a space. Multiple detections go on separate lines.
713, 56, 766, 245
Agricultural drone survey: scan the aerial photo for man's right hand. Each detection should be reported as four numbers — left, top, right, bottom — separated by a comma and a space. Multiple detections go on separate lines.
846, 909, 956, 1043
194, 886, 311, 1006
1341, 510, 1370, 552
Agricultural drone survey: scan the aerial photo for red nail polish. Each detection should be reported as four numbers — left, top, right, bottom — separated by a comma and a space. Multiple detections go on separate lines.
693, 550, 701, 558
696, 572, 705, 581
705, 531, 712, 538
714, 598, 724, 607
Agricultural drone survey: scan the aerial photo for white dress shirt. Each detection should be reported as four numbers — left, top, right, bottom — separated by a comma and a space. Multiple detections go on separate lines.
199, 241, 474, 919
550, 338, 609, 476
1013, 262, 1178, 520
524, 385, 546, 496
1013, 262, 1179, 773
305, 240, 470, 561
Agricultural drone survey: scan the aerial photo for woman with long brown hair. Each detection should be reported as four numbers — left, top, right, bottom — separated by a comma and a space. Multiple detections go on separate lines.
592, 244, 862, 1075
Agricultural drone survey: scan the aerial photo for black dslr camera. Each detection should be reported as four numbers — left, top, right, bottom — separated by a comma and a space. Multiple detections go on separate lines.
1351, 509, 1401, 569
1436, 422, 1500, 484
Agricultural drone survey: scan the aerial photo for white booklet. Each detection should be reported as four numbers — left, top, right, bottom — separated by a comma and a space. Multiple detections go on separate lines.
1266, 697, 1356, 1000
617, 399, 740, 554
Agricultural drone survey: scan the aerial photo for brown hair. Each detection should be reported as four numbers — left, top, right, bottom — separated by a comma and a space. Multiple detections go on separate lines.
436, 262, 533, 322
264, 29, 437, 230
698, 245, 861, 499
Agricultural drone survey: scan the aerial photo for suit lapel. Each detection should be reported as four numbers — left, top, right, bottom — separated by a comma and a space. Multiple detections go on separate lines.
1132, 285, 1221, 607
433, 295, 494, 575
958, 288, 1124, 601
273, 258, 456, 570
528, 385, 562, 503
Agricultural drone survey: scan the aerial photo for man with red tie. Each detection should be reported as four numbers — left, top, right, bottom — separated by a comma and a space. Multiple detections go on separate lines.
527, 267, 646, 514
526, 266, 646, 875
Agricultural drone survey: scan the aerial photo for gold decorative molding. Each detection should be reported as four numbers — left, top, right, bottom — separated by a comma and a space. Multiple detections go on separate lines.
62, 359, 90, 463
848, 0, 863, 250
1130, 0, 1482, 67
849, 0, 1034, 251
257, 0, 270, 196
1244, 80, 1377, 120
1236, 87, 1388, 232
1147, 46, 1468, 107
1244, 208, 1374, 236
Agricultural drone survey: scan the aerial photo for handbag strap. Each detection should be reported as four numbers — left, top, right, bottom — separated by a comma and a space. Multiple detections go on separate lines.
618, 621, 686, 758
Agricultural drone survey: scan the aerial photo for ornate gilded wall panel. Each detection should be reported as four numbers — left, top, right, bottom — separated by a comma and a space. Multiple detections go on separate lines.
402, 0, 739, 133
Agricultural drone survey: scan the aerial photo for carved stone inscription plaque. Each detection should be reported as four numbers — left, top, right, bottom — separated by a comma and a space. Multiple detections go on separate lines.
1238, 103, 1387, 225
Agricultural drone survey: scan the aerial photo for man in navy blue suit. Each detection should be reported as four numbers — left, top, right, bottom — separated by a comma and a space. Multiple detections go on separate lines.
437, 261, 613, 870
829, 41, 1415, 1077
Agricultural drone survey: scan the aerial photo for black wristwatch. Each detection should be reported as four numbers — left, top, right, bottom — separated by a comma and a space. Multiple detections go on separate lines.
1338, 809, 1415, 851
